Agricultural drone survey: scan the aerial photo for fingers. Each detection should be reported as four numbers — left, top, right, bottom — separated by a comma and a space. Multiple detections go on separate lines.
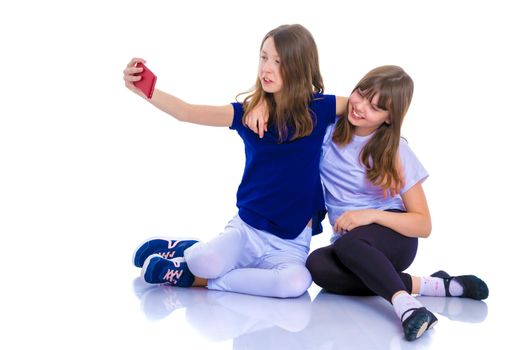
258, 119, 265, 138
247, 115, 257, 134
335, 222, 352, 233
123, 72, 142, 83
123, 66, 143, 75
244, 101, 270, 137
123, 57, 147, 81
333, 217, 341, 232
245, 113, 268, 138
334, 217, 350, 233
127, 57, 146, 68
123, 58, 149, 98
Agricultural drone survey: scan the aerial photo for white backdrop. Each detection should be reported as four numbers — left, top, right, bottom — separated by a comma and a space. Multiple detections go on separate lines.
1, 0, 523, 348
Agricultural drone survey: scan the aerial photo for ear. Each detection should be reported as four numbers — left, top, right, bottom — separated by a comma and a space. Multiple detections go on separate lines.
385, 112, 391, 125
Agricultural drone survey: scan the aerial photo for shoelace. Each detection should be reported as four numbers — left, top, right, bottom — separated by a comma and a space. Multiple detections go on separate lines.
159, 251, 176, 259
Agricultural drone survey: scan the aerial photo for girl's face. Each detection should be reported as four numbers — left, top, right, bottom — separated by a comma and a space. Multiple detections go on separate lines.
347, 89, 390, 136
259, 37, 283, 100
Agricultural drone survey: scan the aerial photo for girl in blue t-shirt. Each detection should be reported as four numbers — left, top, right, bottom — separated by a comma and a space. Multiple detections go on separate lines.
302, 66, 489, 341
123, 24, 347, 298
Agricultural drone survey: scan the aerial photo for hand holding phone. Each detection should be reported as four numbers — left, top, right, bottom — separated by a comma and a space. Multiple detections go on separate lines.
133, 62, 157, 99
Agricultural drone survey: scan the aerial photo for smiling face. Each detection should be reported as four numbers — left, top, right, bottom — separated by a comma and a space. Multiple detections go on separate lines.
258, 37, 284, 100
347, 89, 390, 136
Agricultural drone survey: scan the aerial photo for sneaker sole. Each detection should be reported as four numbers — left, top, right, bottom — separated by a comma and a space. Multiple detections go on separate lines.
416, 321, 429, 339
428, 313, 439, 330
404, 312, 432, 341
428, 318, 438, 330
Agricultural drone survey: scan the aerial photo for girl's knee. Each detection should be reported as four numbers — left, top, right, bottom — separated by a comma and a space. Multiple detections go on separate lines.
274, 265, 312, 298
185, 244, 230, 279
333, 235, 362, 256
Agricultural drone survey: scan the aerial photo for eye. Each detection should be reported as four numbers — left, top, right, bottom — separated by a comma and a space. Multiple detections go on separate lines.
374, 105, 388, 113
260, 55, 268, 61
275, 59, 280, 64
370, 101, 383, 111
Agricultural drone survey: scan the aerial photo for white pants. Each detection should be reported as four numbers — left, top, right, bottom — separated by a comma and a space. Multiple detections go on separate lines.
184, 214, 312, 298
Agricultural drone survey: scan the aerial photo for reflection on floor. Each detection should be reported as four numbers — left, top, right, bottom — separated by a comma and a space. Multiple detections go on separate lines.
132, 278, 488, 350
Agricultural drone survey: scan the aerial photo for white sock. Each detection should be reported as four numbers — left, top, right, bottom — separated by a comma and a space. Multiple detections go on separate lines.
419, 277, 464, 297
392, 292, 424, 322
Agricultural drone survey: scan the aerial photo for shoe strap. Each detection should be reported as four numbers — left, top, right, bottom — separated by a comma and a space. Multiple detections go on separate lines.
441, 276, 453, 297
401, 307, 422, 322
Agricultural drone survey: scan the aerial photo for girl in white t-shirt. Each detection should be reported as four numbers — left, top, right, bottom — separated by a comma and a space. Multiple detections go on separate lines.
305, 65, 488, 341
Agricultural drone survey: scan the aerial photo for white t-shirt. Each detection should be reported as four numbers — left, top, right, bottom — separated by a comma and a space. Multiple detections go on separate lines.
320, 123, 428, 227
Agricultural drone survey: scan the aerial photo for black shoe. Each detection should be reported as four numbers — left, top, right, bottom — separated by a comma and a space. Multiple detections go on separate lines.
401, 307, 436, 341
431, 270, 489, 300
427, 310, 439, 329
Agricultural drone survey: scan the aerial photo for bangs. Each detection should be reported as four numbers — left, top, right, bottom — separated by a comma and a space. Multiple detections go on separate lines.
355, 82, 391, 111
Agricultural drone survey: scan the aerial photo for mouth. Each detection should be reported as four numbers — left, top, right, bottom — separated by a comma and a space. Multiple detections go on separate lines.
261, 77, 273, 84
350, 108, 364, 120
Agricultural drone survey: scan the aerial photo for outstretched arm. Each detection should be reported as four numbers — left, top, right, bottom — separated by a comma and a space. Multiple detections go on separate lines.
123, 58, 233, 127
150, 90, 233, 127
333, 182, 431, 238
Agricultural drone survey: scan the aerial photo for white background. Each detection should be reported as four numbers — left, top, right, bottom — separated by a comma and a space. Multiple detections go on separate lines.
1, 0, 523, 348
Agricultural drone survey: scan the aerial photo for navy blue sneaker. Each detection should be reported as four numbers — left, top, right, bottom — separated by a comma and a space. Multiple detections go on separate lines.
431, 270, 489, 300
142, 255, 195, 287
133, 237, 198, 268
401, 307, 436, 341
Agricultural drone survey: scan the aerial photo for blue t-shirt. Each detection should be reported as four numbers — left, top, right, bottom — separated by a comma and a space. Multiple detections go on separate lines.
230, 94, 336, 239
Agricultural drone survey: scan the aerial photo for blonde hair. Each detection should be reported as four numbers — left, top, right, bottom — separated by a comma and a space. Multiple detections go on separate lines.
238, 24, 323, 142
333, 65, 414, 191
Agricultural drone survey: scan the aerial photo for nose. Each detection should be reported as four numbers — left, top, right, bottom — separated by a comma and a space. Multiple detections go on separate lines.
261, 60, 276, 74
354, 99, 365, 113
262, 62, 271, 73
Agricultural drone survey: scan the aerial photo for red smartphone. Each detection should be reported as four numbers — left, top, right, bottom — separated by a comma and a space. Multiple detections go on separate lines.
133, 62, 157, 99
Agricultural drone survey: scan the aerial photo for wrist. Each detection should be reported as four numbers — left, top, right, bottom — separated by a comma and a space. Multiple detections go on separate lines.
370, 209, 382, 223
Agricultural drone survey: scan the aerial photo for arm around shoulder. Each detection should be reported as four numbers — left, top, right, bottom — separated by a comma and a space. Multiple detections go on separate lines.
335, 96, 348, 117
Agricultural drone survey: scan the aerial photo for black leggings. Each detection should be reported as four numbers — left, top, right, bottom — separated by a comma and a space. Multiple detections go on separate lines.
306, 221, 418, 302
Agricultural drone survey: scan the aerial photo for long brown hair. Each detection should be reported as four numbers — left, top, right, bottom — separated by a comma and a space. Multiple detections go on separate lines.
239, 24, 324, 142
333, 65, 414, 191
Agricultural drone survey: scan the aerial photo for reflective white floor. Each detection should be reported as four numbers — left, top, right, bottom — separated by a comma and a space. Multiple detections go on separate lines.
2, 235, 507, 350
131, 278, 491, 350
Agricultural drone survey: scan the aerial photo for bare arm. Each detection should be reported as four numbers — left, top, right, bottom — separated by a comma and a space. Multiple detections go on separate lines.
333, 182, 431, 238
123, 58, 233, 127
373, 183, 432, 238
335, 96, 348, 117
150, 89, 233, 127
